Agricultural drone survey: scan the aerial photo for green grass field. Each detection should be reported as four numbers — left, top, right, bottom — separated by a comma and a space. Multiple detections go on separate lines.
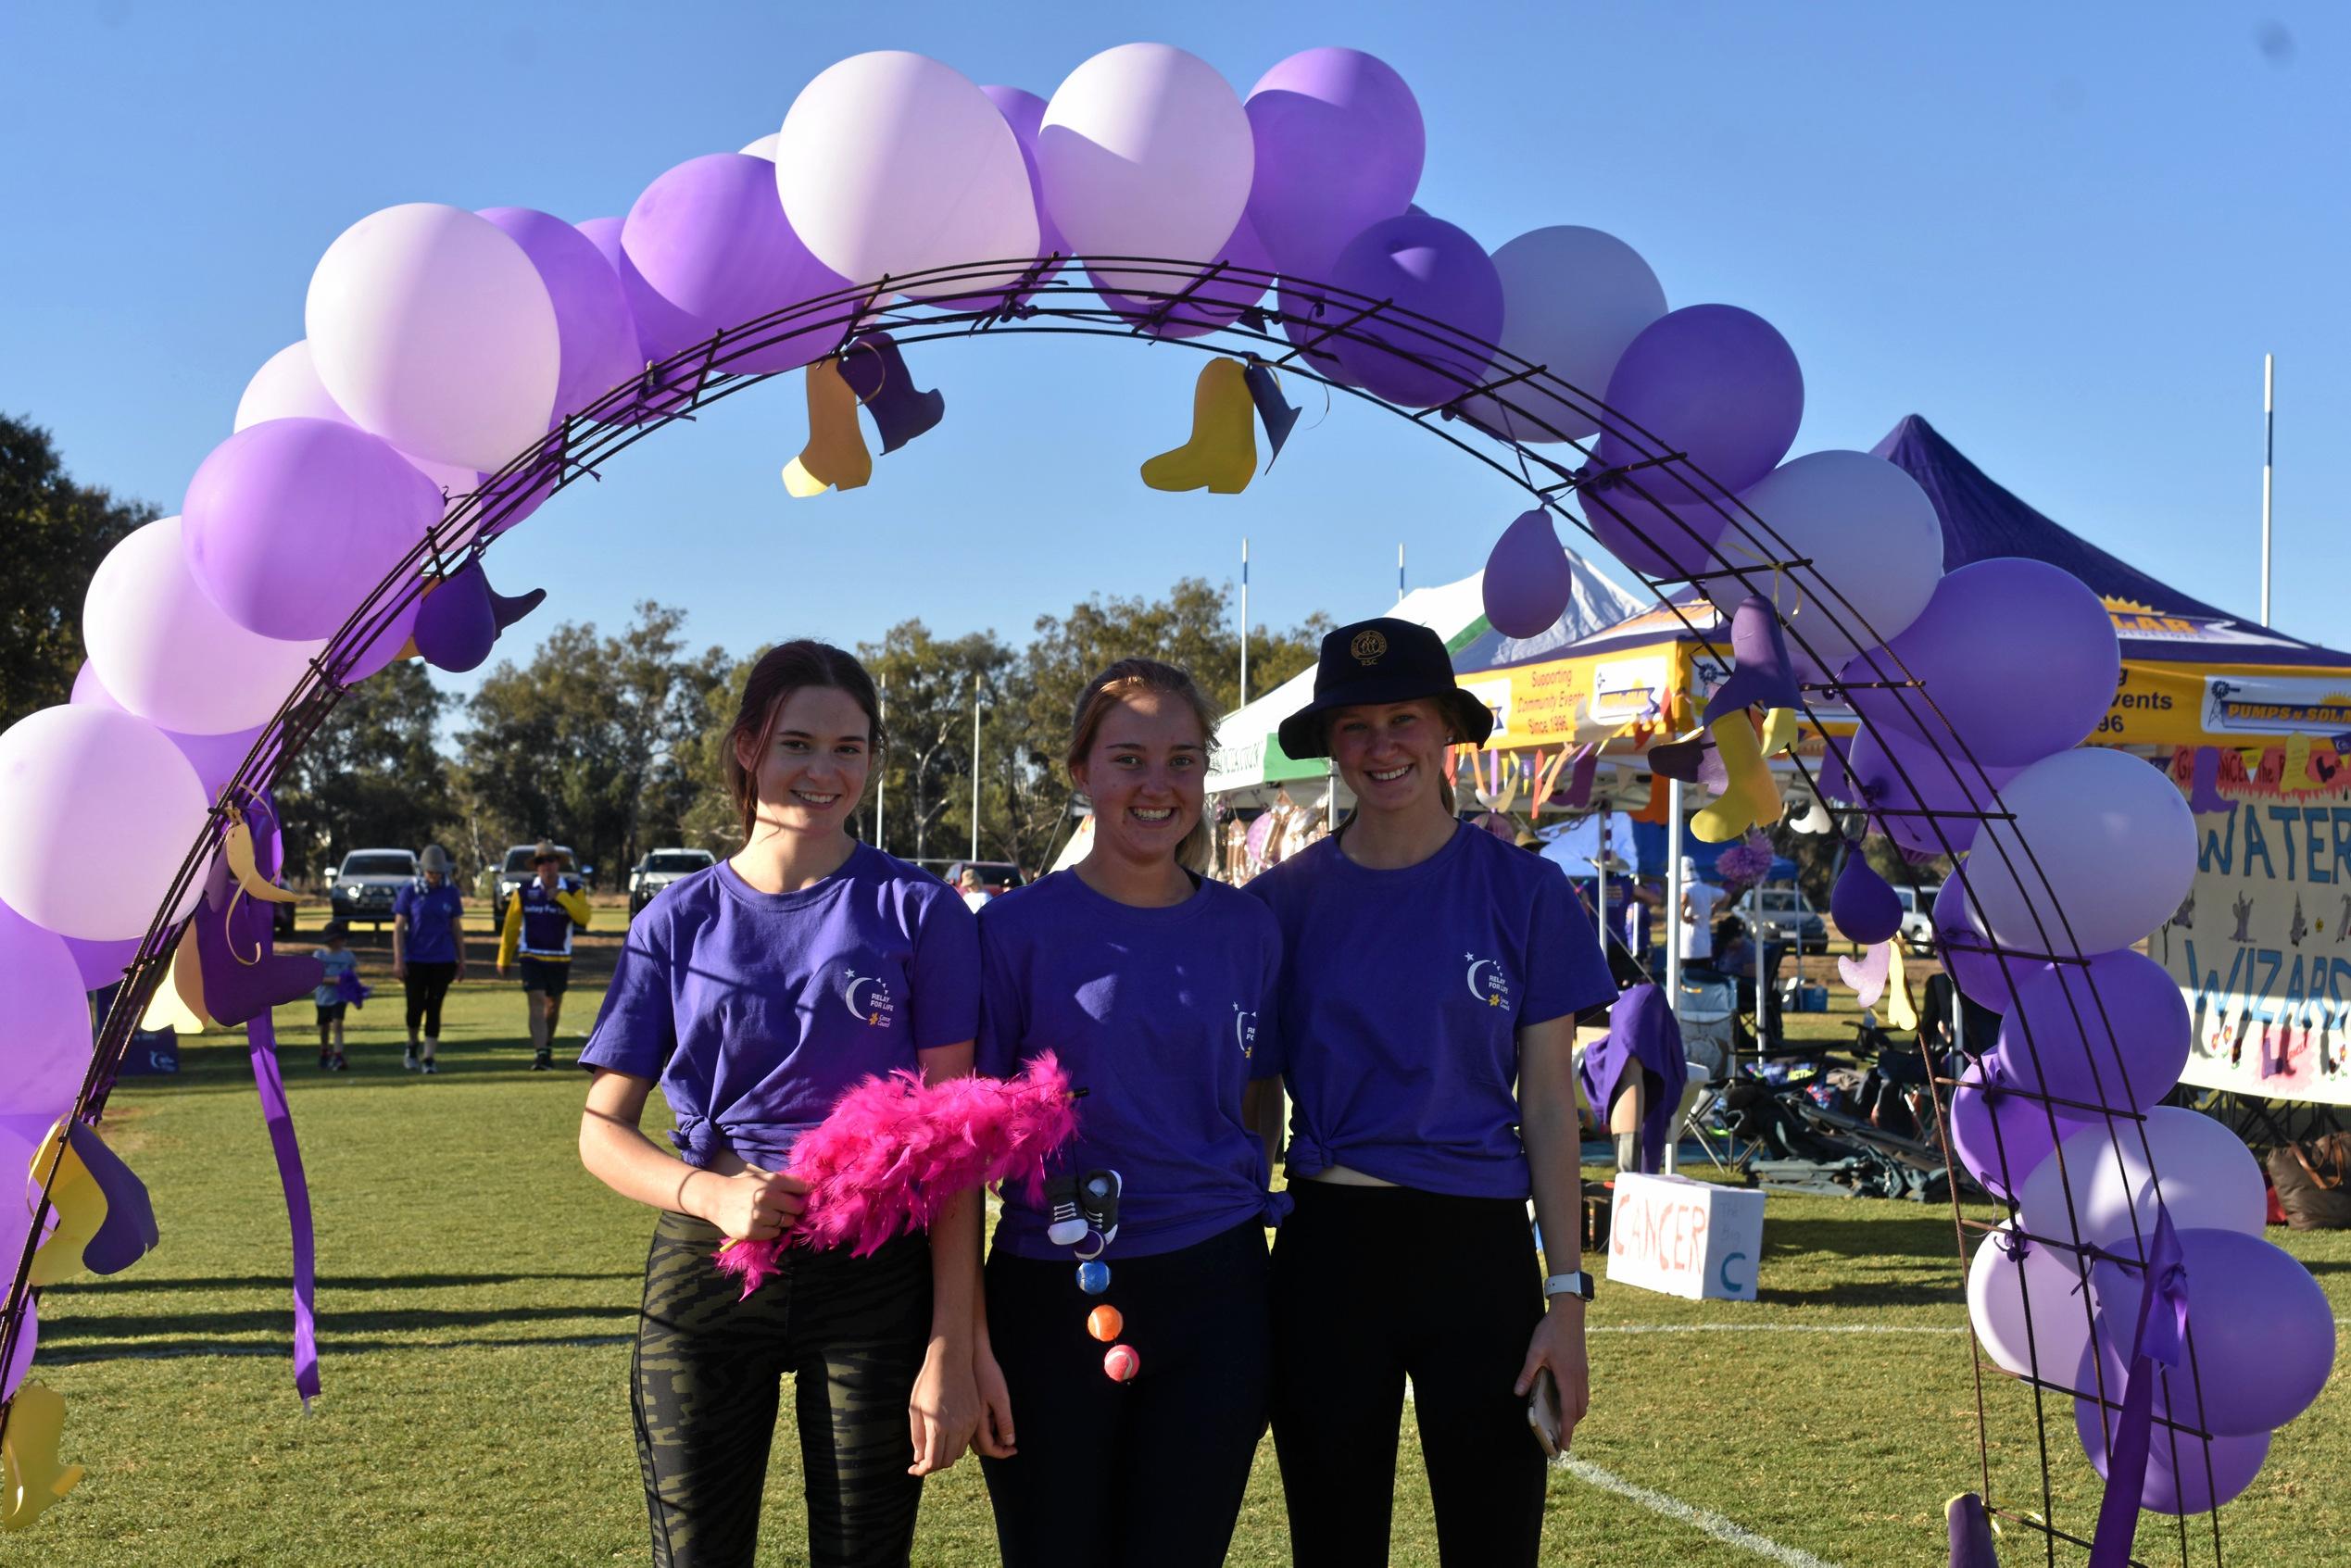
9, 910, 2347, 1564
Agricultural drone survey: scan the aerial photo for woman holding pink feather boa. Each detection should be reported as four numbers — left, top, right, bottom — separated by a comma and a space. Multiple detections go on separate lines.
576, 640, 984, 1568
972, 658, 1288, 1568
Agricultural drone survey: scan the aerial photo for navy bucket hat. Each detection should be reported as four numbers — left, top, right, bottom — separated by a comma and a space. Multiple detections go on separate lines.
1276, 617, 1495, 760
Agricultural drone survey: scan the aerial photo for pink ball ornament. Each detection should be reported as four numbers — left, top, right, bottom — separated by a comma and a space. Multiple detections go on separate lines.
1102, 1343, 1141, 1383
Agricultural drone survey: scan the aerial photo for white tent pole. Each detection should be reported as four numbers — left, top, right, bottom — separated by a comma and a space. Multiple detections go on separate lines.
1595, 797, 1611, 966
1666, 780, 1685, 1019
2261, 353, 2275, 626
1239, 535, 1251, 706
876, 676, 886, 853
1398, 542, 1406, 604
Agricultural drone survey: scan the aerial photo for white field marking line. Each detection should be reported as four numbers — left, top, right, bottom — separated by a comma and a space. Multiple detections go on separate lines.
1554, 1455, 1849, 1568
1588, 1323, 1964, 1336
36, 1335, 635, 1365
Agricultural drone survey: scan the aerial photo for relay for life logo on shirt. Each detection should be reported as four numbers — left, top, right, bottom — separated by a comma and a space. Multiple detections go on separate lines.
1232, 1005, 1260, 1060
1464, 952, 1513, 1011
838, 967, 898, 1029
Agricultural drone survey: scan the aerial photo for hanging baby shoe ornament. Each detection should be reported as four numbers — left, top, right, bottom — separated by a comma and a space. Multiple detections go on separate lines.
1077, 1169, 1123, 1248
1141, 359, 1255, 495
1102, 1344, 1141, 1383
1076, 1260, 1111, 1295
838, 332, 943, 455
1241, 359, 1301, 465
1044, 1173, 1087, 1248
783, 358, 874, 496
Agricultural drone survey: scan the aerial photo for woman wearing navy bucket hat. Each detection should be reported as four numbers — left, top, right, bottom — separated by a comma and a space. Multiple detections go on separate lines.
1245, 617, 1616, 1567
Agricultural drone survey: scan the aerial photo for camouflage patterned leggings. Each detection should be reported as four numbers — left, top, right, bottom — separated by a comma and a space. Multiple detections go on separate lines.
631, 1210, 932, 1568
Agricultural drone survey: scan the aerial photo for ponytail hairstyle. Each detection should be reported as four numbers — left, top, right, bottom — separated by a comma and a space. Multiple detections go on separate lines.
1066, 659, 1221, 873
723, 640, 886, 843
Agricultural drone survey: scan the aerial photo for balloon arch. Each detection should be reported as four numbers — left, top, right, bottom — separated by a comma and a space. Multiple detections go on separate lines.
0, 42, 2327, 1562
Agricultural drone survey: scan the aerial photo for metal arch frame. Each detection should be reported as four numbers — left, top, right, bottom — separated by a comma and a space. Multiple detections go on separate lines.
0, 251, 2228, 1564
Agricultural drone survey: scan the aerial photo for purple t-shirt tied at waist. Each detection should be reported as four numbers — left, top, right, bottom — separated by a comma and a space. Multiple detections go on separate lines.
1246, 822, 1616, 1199
579, 845, 980, 1173
976, 870, 1286, 1261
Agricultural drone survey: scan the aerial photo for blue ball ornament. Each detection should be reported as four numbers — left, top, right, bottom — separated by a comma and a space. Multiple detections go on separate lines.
1076, 1260, 1111, 1295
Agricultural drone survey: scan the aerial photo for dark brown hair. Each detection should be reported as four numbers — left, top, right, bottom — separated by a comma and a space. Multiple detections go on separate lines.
724, 640, 886, 842
1066, 659, 1219, 872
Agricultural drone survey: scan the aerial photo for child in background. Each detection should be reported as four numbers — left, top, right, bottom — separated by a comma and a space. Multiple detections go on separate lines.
314, 919, 358, 1072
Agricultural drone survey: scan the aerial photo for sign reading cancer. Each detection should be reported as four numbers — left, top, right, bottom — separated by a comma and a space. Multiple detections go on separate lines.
1606, 1173, 1764, 1303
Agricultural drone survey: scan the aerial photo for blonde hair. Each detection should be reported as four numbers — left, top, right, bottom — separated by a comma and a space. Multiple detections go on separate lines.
1067, 659, 1219, 872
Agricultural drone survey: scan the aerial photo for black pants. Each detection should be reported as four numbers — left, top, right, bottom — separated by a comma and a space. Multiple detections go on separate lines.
632, 1210, 932, 1568
1272, 1181, 1548, 1567
981, 1220, 1271, 1568
403, 960, 457, 1035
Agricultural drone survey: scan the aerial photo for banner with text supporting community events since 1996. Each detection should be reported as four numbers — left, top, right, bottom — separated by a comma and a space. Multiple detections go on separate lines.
2157, 746, 2351, 1104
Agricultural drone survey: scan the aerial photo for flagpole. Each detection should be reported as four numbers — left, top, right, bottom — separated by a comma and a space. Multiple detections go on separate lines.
2261, 353, 2275, 626
1239, 536, 1251, 706
876, 676, 887, 852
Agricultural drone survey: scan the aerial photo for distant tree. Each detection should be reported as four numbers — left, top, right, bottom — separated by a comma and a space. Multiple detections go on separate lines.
856, 621, 1016, 866
0, 413, 159, 726
272, 660, 456, 882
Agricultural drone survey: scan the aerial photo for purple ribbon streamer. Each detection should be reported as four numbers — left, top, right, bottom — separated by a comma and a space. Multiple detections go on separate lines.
2089, 1210, 2189, 1567
245, 1010, 320, 1407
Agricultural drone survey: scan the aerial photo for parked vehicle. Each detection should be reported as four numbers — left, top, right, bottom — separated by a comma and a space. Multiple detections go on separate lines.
913, 859, 1025, 896
328, 849, 419, 928
1735, 884, 1827, 947
1895, 884, 1942, 954
630, 847, 716, 916
495, 843, 579, 908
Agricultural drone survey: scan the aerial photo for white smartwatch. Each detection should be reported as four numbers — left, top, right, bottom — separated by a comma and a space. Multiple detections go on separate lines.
1542, 1270, 1595, 1302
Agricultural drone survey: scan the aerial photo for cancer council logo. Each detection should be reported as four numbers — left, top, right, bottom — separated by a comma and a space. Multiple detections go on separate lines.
1463, 952, 1512, 1010
839, 968, 898, 1028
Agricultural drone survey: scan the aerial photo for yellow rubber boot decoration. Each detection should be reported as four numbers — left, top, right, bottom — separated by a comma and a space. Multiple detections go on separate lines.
0, 1383, 84, 1530
1758, 706, 1799, 759
1691, 712, 1783, 843
1886, 941, 1919, 1033
1141, 358, 1256, 495
26, 1123, 107, 1289
782, 358, 873, 497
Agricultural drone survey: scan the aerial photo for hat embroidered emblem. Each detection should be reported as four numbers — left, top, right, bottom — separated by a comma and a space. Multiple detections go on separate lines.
1350, 629, 1389, 665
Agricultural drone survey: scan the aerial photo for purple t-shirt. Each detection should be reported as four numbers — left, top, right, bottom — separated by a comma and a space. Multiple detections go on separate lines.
976, 870, 1284, 1261
1247, 822, 1615, 1198
580, 845, 980, 1173
393, 882, 463, 964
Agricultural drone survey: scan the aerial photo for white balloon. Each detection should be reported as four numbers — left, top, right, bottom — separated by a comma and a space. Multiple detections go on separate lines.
1968, 1224, 2095, 1383
306, 204, 559, 472
1966, 748, 2197, 957
0, 707, 209, 941
1473, 226, 1666, 444
235, 340, 483, 500
739, 132, 779, 160
1708, 449, 1942, 675
1038, 43, 1253, 298
777, 52, 1039, 302
83, 517, 326, 736
2017, 1109, 2267, 1260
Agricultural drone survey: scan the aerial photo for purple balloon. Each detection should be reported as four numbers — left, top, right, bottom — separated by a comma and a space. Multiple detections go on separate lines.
1847, 722, 2018, 858
926, 85, 1068, 312
2090, 1227, 2335, 1436
1842, 558, 2120, 770
577, 216, 706, 420
1329, 213, 1502, 407
1092, 213, 1274, 339
1935, 873, 2035, 1009
622, 153, 849, 375
478, 207, 643, 426
1275, 277, 1364, 387
1483, 510, 1575, 638
1946, 1058, 2092, 1203
1830, 854, 1904, 946
1993, 951, 2191, 1114
182, 418, 442, 643
1596, 304, 1804, 507
2076, 1384, 2268, 1515
1243, 47, 1424, 278
0, 899, 93, 1124
1580, 473, 1731, 583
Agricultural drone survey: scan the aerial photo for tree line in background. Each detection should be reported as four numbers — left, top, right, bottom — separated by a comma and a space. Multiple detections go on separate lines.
2, 414, 1328, 884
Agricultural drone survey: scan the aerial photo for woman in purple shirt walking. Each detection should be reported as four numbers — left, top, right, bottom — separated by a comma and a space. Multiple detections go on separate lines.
973, 659, 1285, 1568
576, 641, 985, 1568
1247, 618, 1616, 1568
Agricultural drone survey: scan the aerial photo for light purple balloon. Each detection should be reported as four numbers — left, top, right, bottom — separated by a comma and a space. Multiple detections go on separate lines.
925, 85, 1068, 312
70, 660, 271, 801
1092, 214, 1274, 339
1946, 1057, 2092, 1203
1847, 722, 2018, 858
1993, 951, 2191, 1114
2077, 1386, 2268, 1515
1242, 47, 1424, 278
1596, 304, 1803, 505
478, 207, 642, 425
0, 899, 93, 1124
622, 153, 849, 375
181, 418, 442, 643
59, 933, 143, 991
1830, 854, 1904, 946
1483, 510, 1576, 638
1329, 213, 1503, 407
1935, 873, 2034, 1009
1842, 558, 2120, 770
0, 1116, 41, 1399
2090, 1227, 2335, 1436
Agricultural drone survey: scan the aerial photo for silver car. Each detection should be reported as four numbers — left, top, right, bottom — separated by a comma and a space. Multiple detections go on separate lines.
328, 848, 419, 928
630, 847, 715, 916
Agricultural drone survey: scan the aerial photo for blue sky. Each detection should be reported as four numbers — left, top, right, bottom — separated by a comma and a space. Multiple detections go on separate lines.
5, 3, 2345, 722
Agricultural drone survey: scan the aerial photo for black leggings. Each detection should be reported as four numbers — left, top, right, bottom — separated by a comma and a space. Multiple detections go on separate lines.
1272, 1181, 1548, 1567
981, 1220, 1271, 1568
632, 1210, 932, 1568
402, 960, 457, 1035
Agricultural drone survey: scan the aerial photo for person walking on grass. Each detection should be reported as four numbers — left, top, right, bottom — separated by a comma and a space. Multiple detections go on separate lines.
577, 640, 984, 1568
312, 918, 358, 1072
394, 844, 466, 1074
497, 840, 591, 1071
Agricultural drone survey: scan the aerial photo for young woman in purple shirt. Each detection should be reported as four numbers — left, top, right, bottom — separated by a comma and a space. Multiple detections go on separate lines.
972, 659, 1285, 1568
576, 641, 985, 1568
1246, 618, 1616, 1568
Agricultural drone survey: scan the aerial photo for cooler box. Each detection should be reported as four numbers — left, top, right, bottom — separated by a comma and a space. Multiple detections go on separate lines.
1605, 1172, 1766, 1301
1780, 978, 1829, 1013
116, 1027, 181, 1076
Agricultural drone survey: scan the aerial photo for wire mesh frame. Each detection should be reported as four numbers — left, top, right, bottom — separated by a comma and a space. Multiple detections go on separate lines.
0, 251, 2226, 1562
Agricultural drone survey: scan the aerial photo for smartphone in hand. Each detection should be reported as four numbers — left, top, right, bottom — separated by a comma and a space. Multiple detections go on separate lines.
1528, 1367, 1564, 1458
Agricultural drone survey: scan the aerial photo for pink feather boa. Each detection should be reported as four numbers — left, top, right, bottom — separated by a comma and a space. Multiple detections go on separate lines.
712, 1053, 1077, 1298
